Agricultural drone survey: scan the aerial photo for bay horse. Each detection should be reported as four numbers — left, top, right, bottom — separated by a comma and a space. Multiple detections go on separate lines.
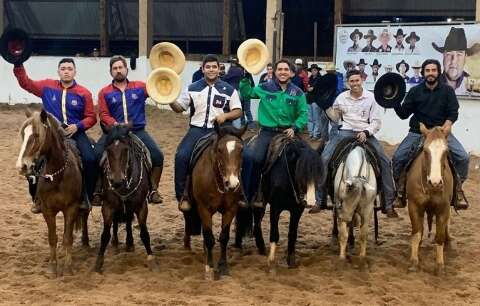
94, 124, 157, 272
406, 123, 454, 275
16, 109, 89, 276
184, 123, 246, 280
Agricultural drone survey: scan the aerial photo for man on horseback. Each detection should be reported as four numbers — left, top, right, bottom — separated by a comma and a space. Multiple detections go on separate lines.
168, 54, 242, 211
94, 55, 164, 204
310, 69, 398, 218
239, 59, 309, 207
392, 59, 469, 210
13, 58, 97, 213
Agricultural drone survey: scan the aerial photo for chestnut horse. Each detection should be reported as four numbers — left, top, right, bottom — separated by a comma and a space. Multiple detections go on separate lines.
16, 109, 89, 276
406, 123, 454, 275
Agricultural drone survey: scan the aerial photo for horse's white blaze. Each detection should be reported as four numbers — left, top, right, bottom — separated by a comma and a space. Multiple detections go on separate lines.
16, 125, 33, 170
428, 139, 447, 185
228, 174, 240, 189
305, 183, 316, 206
226, 140, 236, 155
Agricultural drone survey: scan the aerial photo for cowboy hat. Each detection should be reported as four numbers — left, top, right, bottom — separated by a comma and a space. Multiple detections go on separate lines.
314, 74, 338, 110
146, 67, 182, 105
364, 29, 377, 40
350, 29, 363, 40
405, 32, 420, 43
0, 28, 32, 65
308, 63, 321, 72
396, 59, 410, 73
432, 27, 467, 53
343, 59, 356, 71
149, 42, 186, 74
374, 72, 406, 108
379, 29, 390, 39
358, 58, 368, 66
393, 28, 405, 38
370, 59, 382, 68
325, 62, 337, 71
237, 38, 269, 75
412, 60, 422, 69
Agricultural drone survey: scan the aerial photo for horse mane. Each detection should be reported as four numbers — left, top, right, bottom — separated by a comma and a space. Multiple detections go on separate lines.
105, 125, 131, 147
290, 139, 325, 191
20, 111, 65, 150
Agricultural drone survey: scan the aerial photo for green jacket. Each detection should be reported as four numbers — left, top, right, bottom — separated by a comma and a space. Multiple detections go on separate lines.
239, 78, 308, 131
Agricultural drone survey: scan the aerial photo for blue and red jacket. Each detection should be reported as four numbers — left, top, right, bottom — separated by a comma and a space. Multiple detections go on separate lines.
98, 80, 148, 131
13, 65, 96, 131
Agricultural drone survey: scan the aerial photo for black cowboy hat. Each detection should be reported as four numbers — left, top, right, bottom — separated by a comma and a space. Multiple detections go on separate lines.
364, 29, 377, 40
0, 28, 32, 65
358, 58, 368, 66
374, 72, 406, 108
405, 31, 420, 43
308, 63, 321, 72
370, 59, 382, 68
350, 29, 363, 40
393, 28, 405, 38
343, 59, 356, 71
432, 27, 467, 53
396, 59, 410, 73
314, 74, 338, 110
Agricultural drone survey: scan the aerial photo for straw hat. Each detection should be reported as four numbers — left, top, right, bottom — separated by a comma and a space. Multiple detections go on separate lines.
237, 38, 269, 75
149, 42, 185, 74
146, 67, 182, 105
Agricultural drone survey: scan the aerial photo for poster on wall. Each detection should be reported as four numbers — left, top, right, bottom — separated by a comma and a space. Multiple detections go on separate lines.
334, 23, 480, 96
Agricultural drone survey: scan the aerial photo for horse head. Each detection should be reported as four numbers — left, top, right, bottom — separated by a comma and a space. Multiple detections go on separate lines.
103, 123, 132, 189
16, 109, 61, 175
419, 123, 449, 189
213, 122, 247, 191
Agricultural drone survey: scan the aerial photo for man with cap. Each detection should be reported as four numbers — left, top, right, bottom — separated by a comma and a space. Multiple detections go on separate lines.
362, 29, 377, 52
408, 61, 424, 84
169, 54, 242, 211
370, 59, 382, 82
405, 32, 420, 54
392, 59, 469, 210
294, 58, 309, 91
13, 58, 97, 213
94, 55, 165, 204
239, 59, 308, 207
347, 29, 363, 52
393, 29, 406, 53
434, 27, 469, 95
309, 69, 398, 218
358, 59, 368, 81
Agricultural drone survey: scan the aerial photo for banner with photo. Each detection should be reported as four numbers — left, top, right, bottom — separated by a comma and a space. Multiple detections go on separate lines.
334, 23, 480, 96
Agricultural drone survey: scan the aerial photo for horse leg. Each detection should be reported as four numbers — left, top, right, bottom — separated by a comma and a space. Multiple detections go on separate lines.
233, 209, 247, 250
136, 201, 158, 272
111, 218, 119, 250
125, 213, 135, 252
267, 208, 281, 273
62, 205, 78, 276
286, 208, 303, 269
218, 210, 235, 276
198, 206, 215, 280
81, 210, 90, 248
434, 210, 449, 276
43, 212, 58, 277
94, 207, 113, 273
331, 208, 339, 246
358, 208, 373, 271
347, 222, 355, 254
254, 207, 266, 255
408, 203, 424, 273
338, 219, 349, 266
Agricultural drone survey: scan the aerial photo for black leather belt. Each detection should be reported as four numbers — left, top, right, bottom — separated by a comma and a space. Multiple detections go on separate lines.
260, 126, 290, 132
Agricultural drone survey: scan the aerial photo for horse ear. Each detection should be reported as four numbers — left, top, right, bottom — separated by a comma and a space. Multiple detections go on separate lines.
25, 108, 33, 118
40, 109, 48, 124
419, 123, 429, 135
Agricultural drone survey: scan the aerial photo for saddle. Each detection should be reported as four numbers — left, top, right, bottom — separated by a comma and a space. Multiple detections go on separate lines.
189, 132, 216, 172
262, 134, 296, 175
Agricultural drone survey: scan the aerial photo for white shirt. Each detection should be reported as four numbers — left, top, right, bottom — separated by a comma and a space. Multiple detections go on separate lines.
177, 79, 242, 128
331, 89, 382, 135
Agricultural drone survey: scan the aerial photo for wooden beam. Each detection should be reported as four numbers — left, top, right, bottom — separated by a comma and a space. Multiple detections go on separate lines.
99, 0, 110, 56
266, 0, 282, 62
139, 0, 153, 57
334, 0, 343, 25
222, 0, 231, 55
476, 0, 480, 22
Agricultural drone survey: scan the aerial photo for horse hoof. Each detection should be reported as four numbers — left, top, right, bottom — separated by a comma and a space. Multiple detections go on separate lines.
408, 264, 418, 273
47, 263, 57, 277
218, 265, 230, 277
258, 247, 267, 256
204, 268, 215, 281
126, 245, 135, 252
434, 265, 446, 276
287, 256, 297, 269
63, 265, 74, 276
147, 255, 159, 272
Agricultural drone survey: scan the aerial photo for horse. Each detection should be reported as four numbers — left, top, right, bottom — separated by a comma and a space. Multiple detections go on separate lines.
94, 124, 157, 272
16, 109, 89, 276
183, 123, 246, 280
331, 144, 377, 269
406, 123, 454, 275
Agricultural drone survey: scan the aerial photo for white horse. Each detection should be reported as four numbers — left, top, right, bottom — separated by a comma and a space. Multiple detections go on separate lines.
333, 145, 377, 267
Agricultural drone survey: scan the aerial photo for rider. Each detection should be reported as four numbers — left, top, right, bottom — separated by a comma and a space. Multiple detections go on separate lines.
13, 58, 97, 213
239, 59, 308, 207
392, 59, 469, 209
94, 55, 164, 204
169, 54, 242, 211
309, 69, 398, 218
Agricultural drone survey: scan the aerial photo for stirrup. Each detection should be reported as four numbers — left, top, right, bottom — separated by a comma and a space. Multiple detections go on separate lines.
148, 190, 163, 204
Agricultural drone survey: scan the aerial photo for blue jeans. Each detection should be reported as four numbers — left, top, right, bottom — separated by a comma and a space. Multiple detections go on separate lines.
174, 126, 213, 200
71, 131, 98, 200
307, 103, 320, 138
392, 132, 469, 182
317, 130, 396, 209
241, 129, 279, 203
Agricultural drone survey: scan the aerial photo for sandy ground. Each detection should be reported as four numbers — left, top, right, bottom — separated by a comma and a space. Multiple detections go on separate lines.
0, 104, 479, 306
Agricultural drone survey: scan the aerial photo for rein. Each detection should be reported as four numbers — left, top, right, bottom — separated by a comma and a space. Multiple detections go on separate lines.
28, 142, 69, 184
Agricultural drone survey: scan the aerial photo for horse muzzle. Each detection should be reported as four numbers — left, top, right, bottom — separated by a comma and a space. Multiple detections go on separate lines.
224, 174, 240, 191
427, 177, 444, 189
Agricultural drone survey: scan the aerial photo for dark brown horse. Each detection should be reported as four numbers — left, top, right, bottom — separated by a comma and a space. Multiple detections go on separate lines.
406, 123, 454, 275
184, 123, 246, 280
16, 109, 89, 276
94, 124, 157, 272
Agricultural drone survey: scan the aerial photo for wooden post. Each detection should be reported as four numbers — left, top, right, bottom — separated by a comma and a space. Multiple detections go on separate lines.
313, 22, 318, 61
266, 0, 282, 62
139, 0, 153, 57
99, 0, 110, 56
334, 0, 343, 25
476, 0, 480, 22
222, 0, 230, 55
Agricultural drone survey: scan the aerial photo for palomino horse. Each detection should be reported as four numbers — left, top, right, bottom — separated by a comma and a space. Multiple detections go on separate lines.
94, 124, 157, 272
16, 109, 89, 276
407, 123, 454, 275
332, 145, 377, 269
184, 123, 246, 280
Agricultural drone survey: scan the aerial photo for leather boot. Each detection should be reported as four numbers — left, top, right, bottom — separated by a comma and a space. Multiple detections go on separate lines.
455, 184, 469, 210
31, 197, 41, 214
91, 176, 103, 206
148, 166, 163, 204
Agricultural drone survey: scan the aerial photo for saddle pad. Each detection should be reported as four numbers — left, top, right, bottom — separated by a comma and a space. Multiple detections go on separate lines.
262, 134, 294, 175
189, 132, 216, 172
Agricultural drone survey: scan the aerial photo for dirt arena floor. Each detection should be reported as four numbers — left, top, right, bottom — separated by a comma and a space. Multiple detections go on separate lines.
0, 104, 479, 306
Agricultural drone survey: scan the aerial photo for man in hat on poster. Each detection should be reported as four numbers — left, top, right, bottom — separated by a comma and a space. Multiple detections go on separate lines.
396, 59, 410, 82
408, 60, 424, 84
358, 58, 368, 81
370, 59, 382, 82
433, 27, 470, 95
405, 31, 420, 54
393, 29, 406, 53
362, 29, 377, 52
378, 29, 392, 53
347, 29, 363, 52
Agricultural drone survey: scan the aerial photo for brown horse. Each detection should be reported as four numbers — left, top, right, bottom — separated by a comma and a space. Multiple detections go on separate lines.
16, 109, 89, 276
406, 123, 453, 275
184, 123, 246, 280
